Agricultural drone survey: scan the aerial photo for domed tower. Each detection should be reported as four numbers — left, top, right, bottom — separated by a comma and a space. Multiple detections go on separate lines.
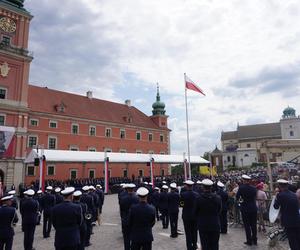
280, 106, 300, 139
150, 84, 168, 128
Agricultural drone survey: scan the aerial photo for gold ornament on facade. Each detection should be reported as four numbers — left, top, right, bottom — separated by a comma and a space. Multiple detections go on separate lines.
0, 62, 10, 77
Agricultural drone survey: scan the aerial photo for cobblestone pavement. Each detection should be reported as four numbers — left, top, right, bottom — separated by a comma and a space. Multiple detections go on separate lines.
12, 194, 288, 250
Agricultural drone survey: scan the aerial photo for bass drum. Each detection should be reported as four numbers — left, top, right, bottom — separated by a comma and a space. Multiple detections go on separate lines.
269, 196, 280, 223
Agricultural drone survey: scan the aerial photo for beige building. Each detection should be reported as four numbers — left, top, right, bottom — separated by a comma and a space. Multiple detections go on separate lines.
220, 107, 300, 169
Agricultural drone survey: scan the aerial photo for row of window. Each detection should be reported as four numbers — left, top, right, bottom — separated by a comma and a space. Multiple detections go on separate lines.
26, 165, 165, 179
29, 119, 165, 142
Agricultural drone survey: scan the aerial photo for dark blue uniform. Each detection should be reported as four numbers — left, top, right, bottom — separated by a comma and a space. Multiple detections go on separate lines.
52, 201, 82, 250
236, 184, 257, 245
180, 190, 199, 250
274, 190, 300, 250
167, 190, 180, 237
217, 188, 228, 234
80, 192, 94, 246
0, 204, 18, 250
73, 200, 88, 250
20, 197, 39, 250
159, 191, 169, 229
196, 192, 222, 250
129, 201, 156, 250
55, 193, 64, 205
34, 193, 44, 225
151, 190, 160, 221
120, 193, 139, 250
96, 188, 105, 214
41, 192, 56, 238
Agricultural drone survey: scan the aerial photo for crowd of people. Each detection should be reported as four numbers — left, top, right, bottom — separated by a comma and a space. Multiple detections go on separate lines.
0, 166, 300, 250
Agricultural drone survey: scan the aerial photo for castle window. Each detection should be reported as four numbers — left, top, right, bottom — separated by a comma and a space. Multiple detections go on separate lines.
49, 120, 57, 128
28, 136, 37, 148
123, 169, 128, 178
120, 129, 126, 139
138, 169, 144, 177
70, 169, 77, 179
29, 119, 38, 126
47, 165, 55, 176
72, 124, 79, 135
69, 145, 79, 151
26, 165, 35, 176
48, 137, 57, 149
290, 131, 294, 137
0, 88, 6, 99
89, 169, 95, 179
2, 36, 10, 46
0, 114, 5, 125
136, 131, 141, 141
160, 134, 164, 143
105, 128, 112, 138
88, 147, 96, 152
227, 156, 231, 162
89, 126, 96, 136
247, 144, 251, 148
148, 133, 153, 142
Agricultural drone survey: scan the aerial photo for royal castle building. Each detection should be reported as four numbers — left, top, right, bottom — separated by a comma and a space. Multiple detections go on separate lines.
0, 0, 170, 188
218, 107, 300, 169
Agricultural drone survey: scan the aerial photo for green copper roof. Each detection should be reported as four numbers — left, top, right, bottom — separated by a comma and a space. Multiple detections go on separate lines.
282, 106, 296, 118
152, 84, 166, 115
1, 0, 24, 8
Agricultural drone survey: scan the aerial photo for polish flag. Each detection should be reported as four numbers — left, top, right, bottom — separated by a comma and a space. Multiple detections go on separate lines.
185, 74, 206, 96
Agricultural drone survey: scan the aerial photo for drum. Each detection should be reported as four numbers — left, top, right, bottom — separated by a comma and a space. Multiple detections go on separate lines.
269, 196, 280, 223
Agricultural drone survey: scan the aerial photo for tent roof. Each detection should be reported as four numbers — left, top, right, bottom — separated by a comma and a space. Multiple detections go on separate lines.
25, 149, 210, 164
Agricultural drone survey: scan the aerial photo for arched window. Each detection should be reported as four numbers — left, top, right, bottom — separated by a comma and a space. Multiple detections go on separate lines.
290, 131, 294, 137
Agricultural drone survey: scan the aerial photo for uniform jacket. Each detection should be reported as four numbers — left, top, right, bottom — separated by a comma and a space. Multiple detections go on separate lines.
20, 197, 39, 225
80, 193, 94, 214
0, 205, 18, 239
167, 191, 180, 214
196, 192, 222, 231
180, 190, 199, 220
236, 184, 257, 213
41, 192, 56, 215
217, 188, 229, 211
151, 191, 160, 207
96, 189, 104, 208
55, 194, 64, 204
120, 193, 139, 226
129, 202, 156, 243
274, 190, 300, 228
52, 201, 82, 247
158, 191, 168, 210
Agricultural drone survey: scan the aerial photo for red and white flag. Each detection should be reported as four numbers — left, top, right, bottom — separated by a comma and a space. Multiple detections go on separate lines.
185, 74, 206, 96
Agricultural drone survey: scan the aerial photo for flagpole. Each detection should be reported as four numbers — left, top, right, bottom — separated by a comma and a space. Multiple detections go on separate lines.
184, 73, 192, 179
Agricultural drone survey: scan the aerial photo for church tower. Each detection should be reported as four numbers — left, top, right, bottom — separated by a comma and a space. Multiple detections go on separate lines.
150, 84, 168, 128
0, 0, 33, 187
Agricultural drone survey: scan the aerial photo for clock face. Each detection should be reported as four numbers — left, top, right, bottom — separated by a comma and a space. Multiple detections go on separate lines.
0, 17, 16, 33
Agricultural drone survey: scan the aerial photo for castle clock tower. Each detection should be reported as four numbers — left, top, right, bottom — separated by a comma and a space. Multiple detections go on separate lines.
0, 0, 33, 188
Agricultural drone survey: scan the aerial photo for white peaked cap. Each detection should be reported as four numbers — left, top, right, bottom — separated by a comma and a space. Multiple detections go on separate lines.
217, 181, 225, 188
144, 182, 149, 185
154, 187, 160, 190
170, 183, 177, 189
277, 179, 289, 184
1, 195, 13, 201
126, 183, 136, 188
61, 187, 75, 196
242, 174, 251, 180
162, 181, 167, 184
55, 187, 61, 193
37, 190, 43, 194
24, 189, 35, 196
162, 185, 168, 189
73, 190, 82, 197
46, 186, 53, 191
8, 190, 16, 195
196, 180, 202, 184
148, 182, 153, 186
136, 187, 149, 197
184, 180, 194, 185
89, 186, 95, 190
96, 184, 101, 187
202, 179, 214, 186
82, 186, 90, 191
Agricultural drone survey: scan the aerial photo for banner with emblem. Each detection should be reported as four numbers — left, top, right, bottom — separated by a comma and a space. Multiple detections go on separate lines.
0, 126, 15, 159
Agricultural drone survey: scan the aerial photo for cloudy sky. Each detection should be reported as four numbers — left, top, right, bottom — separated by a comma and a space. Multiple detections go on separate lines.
25, 0, 300, 156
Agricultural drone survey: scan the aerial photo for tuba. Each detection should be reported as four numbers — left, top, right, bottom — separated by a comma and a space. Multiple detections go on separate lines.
269, 196, 280, 223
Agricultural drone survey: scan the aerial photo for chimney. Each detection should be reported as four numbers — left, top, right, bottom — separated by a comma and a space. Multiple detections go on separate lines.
125, 99, 131, 107
86, 91, 93, 99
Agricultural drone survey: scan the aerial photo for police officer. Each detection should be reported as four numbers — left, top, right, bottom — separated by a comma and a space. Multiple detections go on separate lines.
41, 186, 56, 238
54, 187, 63, 204
129, 187, 156, 250
8, 190, 18, 210
119, 183, 139, 250
168, 182, 180, 238
0, 195, 18, 250
196, 179, 222, 250
236, 174, 257, 246
34, 190, 43, 225
20, 189, 39, 250
159, 185, 169, 229
274, 179, 300, 250
73, 190, 87, 250
216, 181, 228, 234
80, 185, 94, 247
180, 180, 199, 250
52, 187, 82, 250
89, 186, 99, 225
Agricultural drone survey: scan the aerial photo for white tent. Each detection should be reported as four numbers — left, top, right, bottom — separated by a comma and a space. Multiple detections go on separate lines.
25, 149, 210, 164
25, 149, 210, 193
